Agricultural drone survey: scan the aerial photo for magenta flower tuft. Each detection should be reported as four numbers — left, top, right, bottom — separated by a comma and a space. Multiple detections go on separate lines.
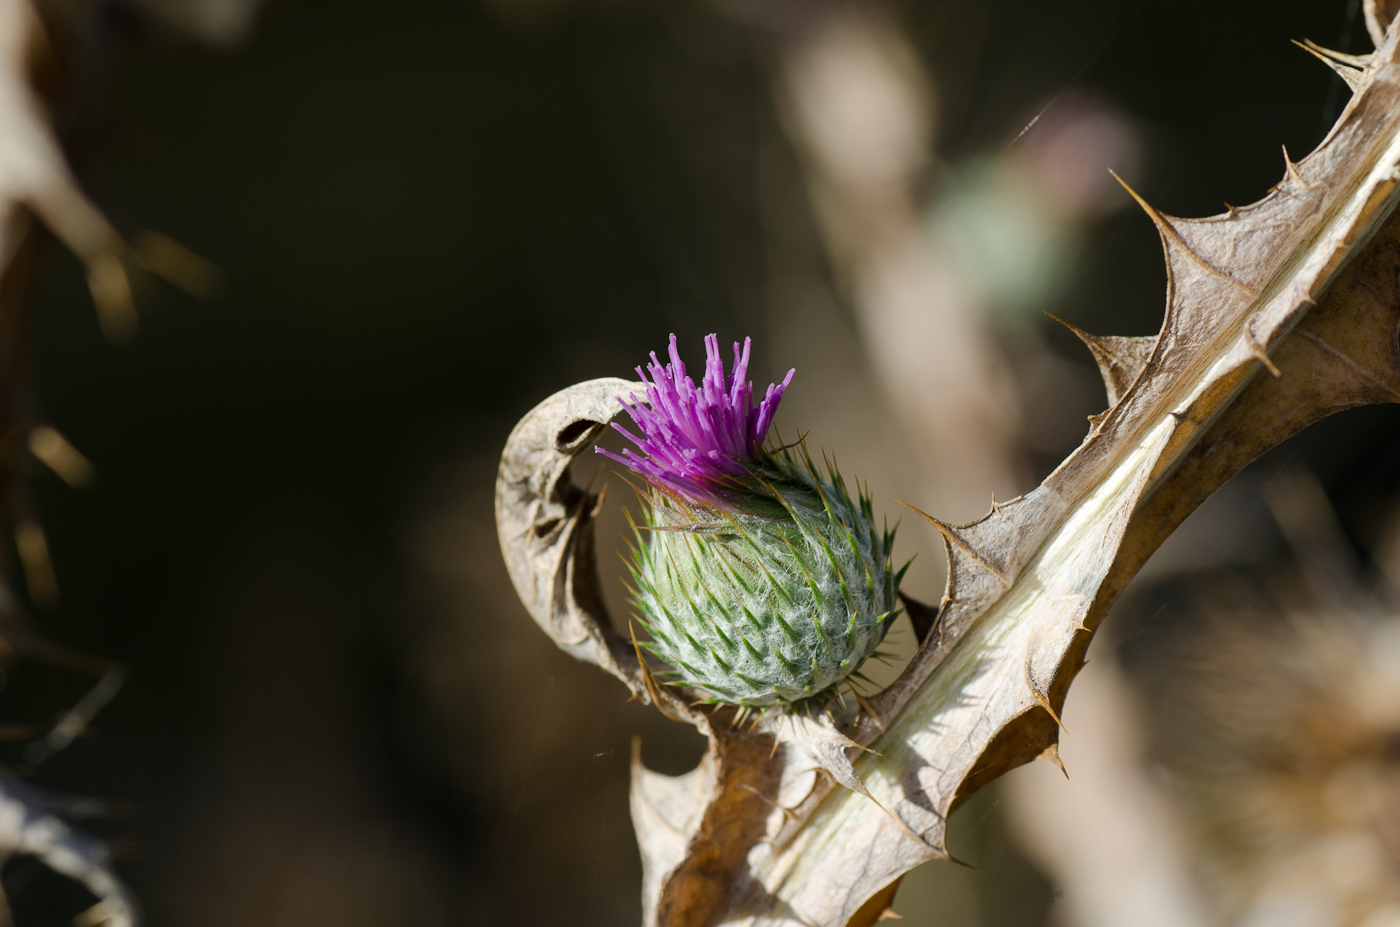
597, 333, 795, 503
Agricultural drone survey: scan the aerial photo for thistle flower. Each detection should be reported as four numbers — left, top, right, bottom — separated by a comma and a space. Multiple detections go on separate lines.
599, 334, 904, 707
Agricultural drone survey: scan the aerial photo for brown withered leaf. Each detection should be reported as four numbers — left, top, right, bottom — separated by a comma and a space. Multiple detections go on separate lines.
1371, 0, 1400, 49
495, 13, 1400, 927
1063, 327, 1158, 410
495, 376, 712, 726
495, 377, 651, 690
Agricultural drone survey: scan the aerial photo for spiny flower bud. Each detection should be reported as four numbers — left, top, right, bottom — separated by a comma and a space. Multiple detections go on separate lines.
598, 334, 905, 708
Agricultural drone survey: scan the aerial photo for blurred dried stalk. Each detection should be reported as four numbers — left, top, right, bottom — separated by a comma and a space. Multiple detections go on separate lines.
771, 4, 1140, 522
0, 0, 258, 919
1150, 468, 1400, 927
1010, 462, 1400, 927
773, 4, 1028, 519
27, 425, 94, 490
1154, 594, 1400, 927
0, 0, 141, 917
122, 0, 267, 46
0, 0, 136, 339
1005, 657, 1206, 927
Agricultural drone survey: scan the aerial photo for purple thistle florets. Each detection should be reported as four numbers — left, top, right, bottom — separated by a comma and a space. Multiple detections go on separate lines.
597, 333, 795, 503
605, 335, 903, 707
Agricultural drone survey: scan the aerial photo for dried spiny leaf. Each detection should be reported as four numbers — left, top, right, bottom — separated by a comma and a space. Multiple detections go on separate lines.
1297, 39, 1368, 92
495, 378, 652, 688
1049, 315, 1157, 409
1369, 0, 1400, 49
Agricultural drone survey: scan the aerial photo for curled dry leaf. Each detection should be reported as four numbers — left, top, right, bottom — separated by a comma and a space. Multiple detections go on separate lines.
496, 13, 1400, 927
495, 376, 656, 693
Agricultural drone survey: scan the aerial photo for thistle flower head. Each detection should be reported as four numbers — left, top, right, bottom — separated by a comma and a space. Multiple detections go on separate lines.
596, 333, 794, 504
601, 334, 904, 708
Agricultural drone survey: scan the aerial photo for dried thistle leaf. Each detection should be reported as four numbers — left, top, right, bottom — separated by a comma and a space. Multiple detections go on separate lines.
1052, 318, 1157, 408
1369, 0, 1400, 49
631, 739, 716, 920
495, 377, 651, 690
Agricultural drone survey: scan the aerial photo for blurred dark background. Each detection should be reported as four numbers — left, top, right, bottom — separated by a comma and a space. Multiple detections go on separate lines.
7, 0, 1398, 924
